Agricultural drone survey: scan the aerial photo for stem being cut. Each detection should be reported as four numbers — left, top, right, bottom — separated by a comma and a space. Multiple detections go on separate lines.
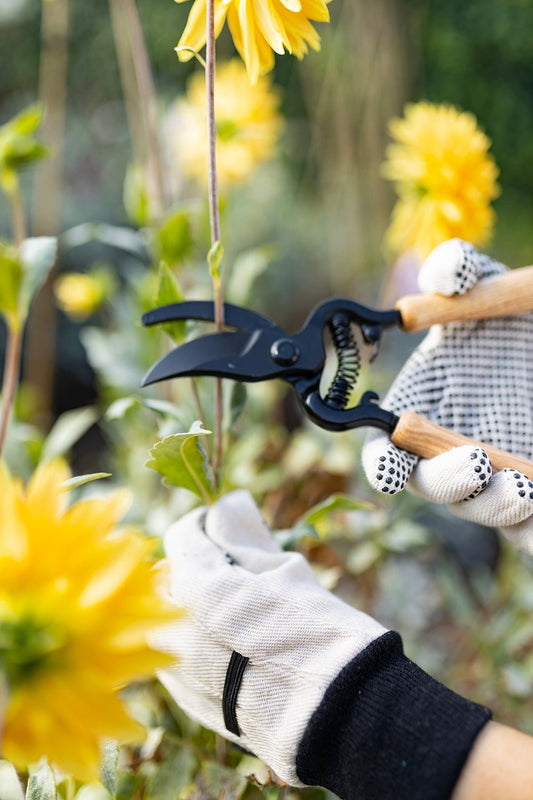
206, 0, 224, 485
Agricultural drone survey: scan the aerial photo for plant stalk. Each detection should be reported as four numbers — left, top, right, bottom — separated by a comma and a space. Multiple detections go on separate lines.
206, 0, 224, 484
0, 324, 22, 458
24, 0, 69, 428
115, 0, 167, 221
0, 187, 27, 457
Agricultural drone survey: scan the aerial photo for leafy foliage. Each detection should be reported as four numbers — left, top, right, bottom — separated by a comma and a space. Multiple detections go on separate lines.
146, 421, 215, 502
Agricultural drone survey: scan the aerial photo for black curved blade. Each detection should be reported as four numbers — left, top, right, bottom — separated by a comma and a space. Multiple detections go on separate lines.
141, 329, 290, 386
142, 301, 283, 333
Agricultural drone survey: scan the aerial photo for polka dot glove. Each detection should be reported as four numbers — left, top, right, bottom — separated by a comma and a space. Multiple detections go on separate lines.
362, 239, 533, 554
152, 490, 387, 786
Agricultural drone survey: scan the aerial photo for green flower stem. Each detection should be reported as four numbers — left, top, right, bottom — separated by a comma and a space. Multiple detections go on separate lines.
0, 186, 26, 458
206, 0, 224, 485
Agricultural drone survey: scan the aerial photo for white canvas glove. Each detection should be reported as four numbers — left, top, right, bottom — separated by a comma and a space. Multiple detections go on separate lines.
362, 239, 533, 554
153, 490, 387, 786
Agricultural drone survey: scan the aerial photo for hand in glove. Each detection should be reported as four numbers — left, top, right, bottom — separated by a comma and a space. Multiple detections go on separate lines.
154, 490, 491, 800
362, 239, 533, 554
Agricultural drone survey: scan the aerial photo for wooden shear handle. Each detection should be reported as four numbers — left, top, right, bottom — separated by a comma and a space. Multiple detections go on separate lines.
395, 265, 533, 333
392, 412, 533, 477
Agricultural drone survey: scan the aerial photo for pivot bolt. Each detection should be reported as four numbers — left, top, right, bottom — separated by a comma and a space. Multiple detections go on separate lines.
271, 338, 300, 366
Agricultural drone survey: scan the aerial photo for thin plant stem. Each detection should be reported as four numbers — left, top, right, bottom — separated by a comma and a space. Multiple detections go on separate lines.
206, 0, 224, 484
10, 184, 26, 248
109, 0, 147, 168
0, 186, 26, 458
0, 325, 22, 457
190, 377, 206, 426
24, 0, 69, 427
111, 0, 167, 220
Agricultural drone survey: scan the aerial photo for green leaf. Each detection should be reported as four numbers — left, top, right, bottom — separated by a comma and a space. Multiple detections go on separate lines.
237, 755, 271, 785
0, 242, 22, 327
156, 210, 192, 266
11, 105, 43, 137
105, 397, 139, 420
123, 162, 150, 227
26, 763, 56, 800
60, 223, 148, 261
226, 245, 276, 306
0, 761, 24, 800
346, 541, 381, 575
380, 520, 429, 553
227, 381, 247, 430
145, 421, 215, 502
142, 398, 186, 423
61, 472, 111, 491
207, 240, 223, 283
299, 493, 374, 538
200, 761, 247, 800
154, 263, 185, 344
106, 397, 185, 425
145, 748, 196, 800
19, 237, 57, 316
100, 739, 120, 797
41, 406, 98, 462
114, 772, 140, 800
0, 105, 47, 181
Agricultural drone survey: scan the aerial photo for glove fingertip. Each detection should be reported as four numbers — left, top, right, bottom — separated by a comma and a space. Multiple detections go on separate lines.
418, 239, 479, 297
363, 439, 415, 496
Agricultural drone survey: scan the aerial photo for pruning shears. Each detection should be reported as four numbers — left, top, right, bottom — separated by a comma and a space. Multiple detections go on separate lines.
141, 266, 533, 477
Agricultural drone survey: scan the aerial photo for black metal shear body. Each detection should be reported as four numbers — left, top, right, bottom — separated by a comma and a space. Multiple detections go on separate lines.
140, 267, 533, 478
141, 298, 403, 435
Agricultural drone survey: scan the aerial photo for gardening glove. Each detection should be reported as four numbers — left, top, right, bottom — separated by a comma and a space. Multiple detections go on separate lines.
362, 239, 533, 554
154, 490, 491, 800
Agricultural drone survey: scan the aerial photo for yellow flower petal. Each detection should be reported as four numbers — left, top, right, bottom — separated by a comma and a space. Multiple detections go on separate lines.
166, 58, 281, 186
25, 458, 70, 522
383, 103, 500, 259
176, 0, 228, 60
0, 464, 180, 780
0, 463, 26, 560
175, 0, 330, 80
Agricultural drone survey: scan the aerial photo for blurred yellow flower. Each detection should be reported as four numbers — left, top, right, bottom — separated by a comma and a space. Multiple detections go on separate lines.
383, 103, 500, 259
175, 0, 331, 84
0, 460, 179, 781
167, 59, 282, 187
55, 271, 109, 321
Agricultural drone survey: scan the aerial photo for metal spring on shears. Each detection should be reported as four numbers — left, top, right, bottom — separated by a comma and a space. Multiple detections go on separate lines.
324, 312, 361, 409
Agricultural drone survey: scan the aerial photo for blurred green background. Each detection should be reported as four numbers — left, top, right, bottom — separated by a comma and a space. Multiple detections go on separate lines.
0, 0, 533, 800
0, 4, 532, 794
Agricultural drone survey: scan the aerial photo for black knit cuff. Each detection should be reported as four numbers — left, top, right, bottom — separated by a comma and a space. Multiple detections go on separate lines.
296, 631, 492, 800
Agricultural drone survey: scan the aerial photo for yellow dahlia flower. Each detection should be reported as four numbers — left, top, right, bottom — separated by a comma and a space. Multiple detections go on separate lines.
175, 0, 331, 84
0, 460, 179, 781
167, 59, 282, 186
383, 102, 500, 259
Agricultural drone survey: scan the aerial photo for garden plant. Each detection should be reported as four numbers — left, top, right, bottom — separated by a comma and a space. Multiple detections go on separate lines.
0, 1, 531, 798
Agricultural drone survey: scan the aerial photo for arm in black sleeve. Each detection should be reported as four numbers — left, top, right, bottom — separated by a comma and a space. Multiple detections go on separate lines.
296, 631, 492, 800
